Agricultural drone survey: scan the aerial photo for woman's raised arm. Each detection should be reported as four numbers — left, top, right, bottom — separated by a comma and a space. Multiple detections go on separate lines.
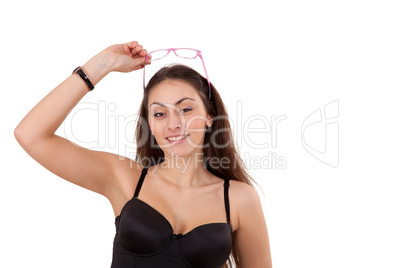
14, 41, 148, 199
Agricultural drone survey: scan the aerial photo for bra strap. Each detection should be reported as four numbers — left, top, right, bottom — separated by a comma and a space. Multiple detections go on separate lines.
134, 167, 148, 198
224, 179, 231, 224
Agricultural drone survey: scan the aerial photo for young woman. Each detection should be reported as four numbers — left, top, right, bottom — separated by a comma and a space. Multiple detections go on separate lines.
14, 41, 272, 267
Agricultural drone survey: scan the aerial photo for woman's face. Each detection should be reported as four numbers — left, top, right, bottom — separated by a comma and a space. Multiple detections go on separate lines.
147, 79, 213, 158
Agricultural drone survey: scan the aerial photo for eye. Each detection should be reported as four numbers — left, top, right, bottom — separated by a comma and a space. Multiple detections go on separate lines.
153, 108, 192, 118
181, 108, 192, 113
153, 112, 165, 117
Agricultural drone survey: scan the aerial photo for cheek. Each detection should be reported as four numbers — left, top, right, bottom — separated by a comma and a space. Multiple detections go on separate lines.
148, 119, 161, 137
187, 116, 208, 131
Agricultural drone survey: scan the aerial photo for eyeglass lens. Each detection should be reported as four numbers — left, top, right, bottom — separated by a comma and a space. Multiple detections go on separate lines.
146, 49, 199, 62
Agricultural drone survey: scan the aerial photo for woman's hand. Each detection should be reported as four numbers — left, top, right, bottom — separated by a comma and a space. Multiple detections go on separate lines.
104, 41, 149, 73
81, 41, 149, 85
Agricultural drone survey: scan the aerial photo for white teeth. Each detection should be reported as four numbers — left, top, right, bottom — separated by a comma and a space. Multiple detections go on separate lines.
167, 135, 187, 141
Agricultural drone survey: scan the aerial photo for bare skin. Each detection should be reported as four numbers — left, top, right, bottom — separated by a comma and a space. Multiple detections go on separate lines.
14, 41, 272, 267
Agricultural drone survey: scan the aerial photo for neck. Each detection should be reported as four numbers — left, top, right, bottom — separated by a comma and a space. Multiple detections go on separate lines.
155, 151, 209, 187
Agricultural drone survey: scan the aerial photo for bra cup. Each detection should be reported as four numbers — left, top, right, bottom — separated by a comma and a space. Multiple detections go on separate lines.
119, 199, 173, 254
181, 223, 232, 268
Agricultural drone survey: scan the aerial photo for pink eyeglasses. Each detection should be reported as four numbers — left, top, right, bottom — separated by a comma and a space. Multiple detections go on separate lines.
143, 48, 211, 100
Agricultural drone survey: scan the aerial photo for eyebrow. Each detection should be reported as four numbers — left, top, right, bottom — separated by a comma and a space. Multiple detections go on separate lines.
149, 97, 196, 108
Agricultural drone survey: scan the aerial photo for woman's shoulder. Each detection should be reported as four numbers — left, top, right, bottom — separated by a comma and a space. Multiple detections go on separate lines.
229, 180, 261, 229
209, 173, 257, 199
230, 179, 259, 201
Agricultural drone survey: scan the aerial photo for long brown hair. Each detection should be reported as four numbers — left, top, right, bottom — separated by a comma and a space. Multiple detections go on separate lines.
135, 64, 259, 267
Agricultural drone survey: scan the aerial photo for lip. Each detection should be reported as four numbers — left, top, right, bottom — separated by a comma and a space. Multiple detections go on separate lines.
165, 134, 189, 139
166, 134, 189, 144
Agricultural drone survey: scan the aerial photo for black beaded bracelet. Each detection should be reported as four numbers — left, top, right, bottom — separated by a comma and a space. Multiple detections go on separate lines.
72, 66, 94, 91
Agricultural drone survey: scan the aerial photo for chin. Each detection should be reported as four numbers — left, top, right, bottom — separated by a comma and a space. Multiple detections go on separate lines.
164, 148, 193, 158
163, 146, 203, 160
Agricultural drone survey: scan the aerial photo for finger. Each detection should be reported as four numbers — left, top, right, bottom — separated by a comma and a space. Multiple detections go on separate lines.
145, 53, 152, 65
135, 44, 143, 52
131, 45, 141, 56
139, 49, 151, 64
139, 48, 147, 57
131, 44, 143, 56
127, 41, 139, 49
139, 55, 149, 66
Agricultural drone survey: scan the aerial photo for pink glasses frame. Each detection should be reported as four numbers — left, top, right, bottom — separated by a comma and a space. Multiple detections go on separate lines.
143, 48, 211, 100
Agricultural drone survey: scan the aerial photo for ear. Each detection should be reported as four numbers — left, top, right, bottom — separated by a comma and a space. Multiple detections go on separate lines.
206, 115, 214, 128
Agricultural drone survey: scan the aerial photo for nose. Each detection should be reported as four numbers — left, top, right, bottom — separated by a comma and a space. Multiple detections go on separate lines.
167, 109, 184, 131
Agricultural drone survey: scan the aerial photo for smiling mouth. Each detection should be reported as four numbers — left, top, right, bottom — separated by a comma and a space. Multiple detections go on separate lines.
166, 134, 189, 141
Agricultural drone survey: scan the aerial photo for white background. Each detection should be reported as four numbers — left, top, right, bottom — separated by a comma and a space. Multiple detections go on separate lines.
1, 0, 401, 267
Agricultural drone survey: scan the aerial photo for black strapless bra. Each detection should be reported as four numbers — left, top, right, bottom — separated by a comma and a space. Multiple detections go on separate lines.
110, 167, 233, 268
